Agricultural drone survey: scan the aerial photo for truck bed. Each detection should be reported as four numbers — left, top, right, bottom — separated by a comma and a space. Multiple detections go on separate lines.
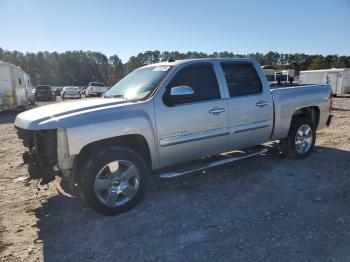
270, 84, 331, 141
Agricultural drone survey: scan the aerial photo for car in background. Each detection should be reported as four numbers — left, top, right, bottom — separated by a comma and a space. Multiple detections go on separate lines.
61, 86, 81, 100
35, 85, 55, 101
53, 86, 63, 97
84, 82, 108, 97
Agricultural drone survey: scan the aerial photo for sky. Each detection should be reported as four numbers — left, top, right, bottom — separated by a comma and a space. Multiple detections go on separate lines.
0, 0, 349, 62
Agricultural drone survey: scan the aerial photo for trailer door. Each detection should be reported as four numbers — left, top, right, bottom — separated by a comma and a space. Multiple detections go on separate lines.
13, 68, 26, 107
327, 73, 339, 95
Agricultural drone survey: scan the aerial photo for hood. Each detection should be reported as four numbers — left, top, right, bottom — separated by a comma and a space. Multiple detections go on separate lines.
14, 98, 129, 130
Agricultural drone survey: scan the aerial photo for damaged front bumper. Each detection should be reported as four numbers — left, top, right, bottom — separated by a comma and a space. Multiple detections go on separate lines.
16, 127, 75, 185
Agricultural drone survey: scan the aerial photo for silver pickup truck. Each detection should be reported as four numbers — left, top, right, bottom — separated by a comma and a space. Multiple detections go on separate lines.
14, 58, 333, 215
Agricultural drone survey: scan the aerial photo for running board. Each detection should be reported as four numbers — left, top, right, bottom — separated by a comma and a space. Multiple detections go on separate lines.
159, 147, 268, 178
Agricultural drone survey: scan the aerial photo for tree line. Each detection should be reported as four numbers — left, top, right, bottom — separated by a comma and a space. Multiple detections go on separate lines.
1, 47, 350, 86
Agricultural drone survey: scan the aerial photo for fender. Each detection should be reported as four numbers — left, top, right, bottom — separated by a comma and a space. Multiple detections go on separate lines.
66, 104, 159, 169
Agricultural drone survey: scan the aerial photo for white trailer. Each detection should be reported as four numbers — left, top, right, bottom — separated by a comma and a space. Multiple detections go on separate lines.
275, 69, 295, 84
262, 65, 277, 82
299, 68, 350, 95
262, 66, 295, 84
0, 61, 31, 110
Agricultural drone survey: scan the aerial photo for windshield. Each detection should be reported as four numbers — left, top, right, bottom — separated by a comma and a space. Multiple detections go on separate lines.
104, 66, 171, 100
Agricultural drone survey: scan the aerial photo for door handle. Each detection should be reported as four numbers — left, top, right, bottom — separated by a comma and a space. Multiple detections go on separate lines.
256, 101, 269, 108
209, 107, 225, 115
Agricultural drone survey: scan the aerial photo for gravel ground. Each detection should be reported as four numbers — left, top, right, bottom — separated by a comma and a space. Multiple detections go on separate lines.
0, 97, 350, 262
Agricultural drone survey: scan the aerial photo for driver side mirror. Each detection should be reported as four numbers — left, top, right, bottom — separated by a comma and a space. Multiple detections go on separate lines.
165, 85, 195, 106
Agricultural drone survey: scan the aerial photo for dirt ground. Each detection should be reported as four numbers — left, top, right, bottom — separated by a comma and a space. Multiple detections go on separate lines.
0, 97, 350, 262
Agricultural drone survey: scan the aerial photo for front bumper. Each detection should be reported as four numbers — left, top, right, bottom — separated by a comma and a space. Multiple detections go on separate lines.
16, 127, 76, 185
16, 128, 60, 184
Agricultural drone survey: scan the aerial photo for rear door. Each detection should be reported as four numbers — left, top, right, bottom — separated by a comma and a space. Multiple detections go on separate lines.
154, 63, 230, 167
220, 62, 274, 150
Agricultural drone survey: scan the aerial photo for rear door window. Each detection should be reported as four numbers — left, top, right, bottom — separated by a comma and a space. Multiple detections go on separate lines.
167, 65, 220, 103
221, 63, 262, 97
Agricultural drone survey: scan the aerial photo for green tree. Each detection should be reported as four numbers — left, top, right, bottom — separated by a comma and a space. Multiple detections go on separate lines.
1, 48, 349, 86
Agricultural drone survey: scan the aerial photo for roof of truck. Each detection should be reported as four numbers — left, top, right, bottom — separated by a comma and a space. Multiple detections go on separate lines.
142, 58, 258, 68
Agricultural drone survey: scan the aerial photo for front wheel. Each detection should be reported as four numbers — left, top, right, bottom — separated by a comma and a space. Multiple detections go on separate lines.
280, 118, 316, 159
78, 146, 150, 215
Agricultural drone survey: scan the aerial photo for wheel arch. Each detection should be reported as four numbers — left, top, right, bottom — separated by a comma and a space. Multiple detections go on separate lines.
74, 134, 152, 183
292, 106, 320, 129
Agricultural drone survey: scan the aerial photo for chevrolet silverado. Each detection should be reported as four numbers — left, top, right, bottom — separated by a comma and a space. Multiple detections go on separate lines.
14, 58, 333, 215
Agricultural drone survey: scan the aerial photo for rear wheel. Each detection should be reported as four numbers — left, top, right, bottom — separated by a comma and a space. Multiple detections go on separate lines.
78, 146, 150, 215
280, 118, 316, 159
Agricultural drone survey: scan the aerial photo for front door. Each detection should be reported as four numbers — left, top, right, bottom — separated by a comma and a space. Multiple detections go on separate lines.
154, 64, 229, 168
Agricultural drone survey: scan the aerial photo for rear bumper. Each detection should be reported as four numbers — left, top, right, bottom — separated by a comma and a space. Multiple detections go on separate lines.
36, 96, 52, 101
326, 114, 333, 127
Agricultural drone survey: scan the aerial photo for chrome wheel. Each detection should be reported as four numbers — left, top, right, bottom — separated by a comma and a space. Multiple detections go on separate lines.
94, 160, 140, 207
295, 124, 313, 154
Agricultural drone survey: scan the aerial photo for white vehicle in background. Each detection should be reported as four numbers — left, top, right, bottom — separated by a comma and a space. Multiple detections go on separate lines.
84, 82, 108, 97
275, 69, 295, 85
61, 86, 81, 100
299, 68, 350, 96
262, 65, 295, 85
0, 61, 31, 110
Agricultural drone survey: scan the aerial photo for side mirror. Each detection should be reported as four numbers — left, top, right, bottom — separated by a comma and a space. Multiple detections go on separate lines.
166, 85, 194, 106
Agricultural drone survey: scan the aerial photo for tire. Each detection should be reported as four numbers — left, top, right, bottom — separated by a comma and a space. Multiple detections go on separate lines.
280, 118, 316, 159
78, 146, 150, 215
